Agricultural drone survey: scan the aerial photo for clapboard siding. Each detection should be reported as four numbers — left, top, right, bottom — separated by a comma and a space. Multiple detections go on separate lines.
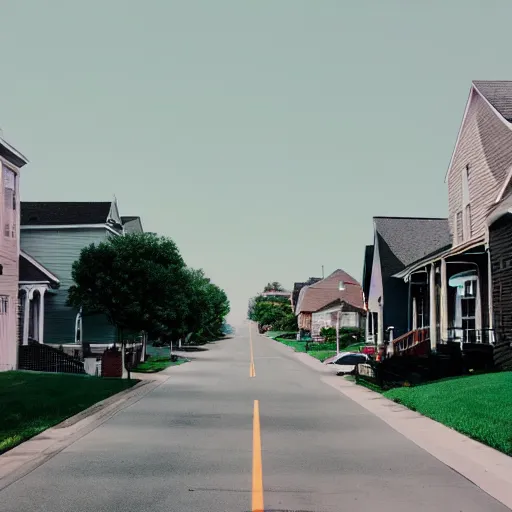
448, 89, 512, 244
489, 215, 512, 370
20, 228, 116, 345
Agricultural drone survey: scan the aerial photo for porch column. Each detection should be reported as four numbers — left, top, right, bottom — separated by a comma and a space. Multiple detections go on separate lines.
412, 296, 418, 330
488, 250, 494, 343
377, 299, 384, 344
429, 263, 438, 351
475, 273, 482, 336
22, 289, 30, 346
38, 288, 46, 344
440, 258, 448, 343
365, 310, 370, 342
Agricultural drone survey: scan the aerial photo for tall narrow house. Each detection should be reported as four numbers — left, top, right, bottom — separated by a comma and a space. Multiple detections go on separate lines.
0, 136, 28, 371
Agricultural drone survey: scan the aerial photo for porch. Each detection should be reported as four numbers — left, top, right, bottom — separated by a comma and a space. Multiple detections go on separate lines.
391, 241, 494, 358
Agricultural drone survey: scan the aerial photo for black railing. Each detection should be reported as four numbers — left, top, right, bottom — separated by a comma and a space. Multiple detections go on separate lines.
18, 342, 86, 374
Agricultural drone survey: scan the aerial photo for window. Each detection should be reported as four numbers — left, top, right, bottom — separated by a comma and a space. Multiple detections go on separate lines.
464, 204, 472, 239
0, 296, 8, 315
456, 211, 463, 243
3, 166, 16, 239
461, 165, 471, 242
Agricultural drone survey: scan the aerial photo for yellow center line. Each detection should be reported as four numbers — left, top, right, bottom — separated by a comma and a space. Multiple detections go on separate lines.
252, 399, 264, 512
249, 323, 256, 377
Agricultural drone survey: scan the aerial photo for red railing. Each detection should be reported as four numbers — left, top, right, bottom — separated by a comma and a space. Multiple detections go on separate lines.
392, 327, 430, 356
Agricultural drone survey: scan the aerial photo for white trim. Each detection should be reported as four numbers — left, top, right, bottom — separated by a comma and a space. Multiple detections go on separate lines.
445, 84, 512, 183
0, 137, 29, 165
20, 250, 60, 283
21, 223, 107, 230
21, 223, 123, 237
496, 165, 512, 203
445, 86, 475, 183
19, 281, 51, 285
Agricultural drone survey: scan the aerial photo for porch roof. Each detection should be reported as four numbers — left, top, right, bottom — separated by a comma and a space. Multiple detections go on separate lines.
393, 235, 486, 280
19, 251, 60, 287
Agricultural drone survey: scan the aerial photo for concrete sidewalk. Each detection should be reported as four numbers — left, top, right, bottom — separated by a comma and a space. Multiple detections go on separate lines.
271, 337, 512, 510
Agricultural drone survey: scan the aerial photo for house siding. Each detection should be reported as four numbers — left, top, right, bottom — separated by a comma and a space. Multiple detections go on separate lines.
0, 161, 20, 371
311, 305, 361, 337
448, 89, 512, 244
20, 228, 117, 345
489, 215, 512, 369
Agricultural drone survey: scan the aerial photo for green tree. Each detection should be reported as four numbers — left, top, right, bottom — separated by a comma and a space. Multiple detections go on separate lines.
263, 281, 284, 292
68, 233, 190, 363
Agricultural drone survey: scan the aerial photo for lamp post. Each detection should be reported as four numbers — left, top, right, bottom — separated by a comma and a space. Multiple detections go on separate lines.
336, 279, 361, 355
336, 281, 346, 355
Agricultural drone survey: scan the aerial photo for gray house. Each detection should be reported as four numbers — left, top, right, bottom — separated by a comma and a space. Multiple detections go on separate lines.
366, 216, 451, 344
19, 200, 143, 349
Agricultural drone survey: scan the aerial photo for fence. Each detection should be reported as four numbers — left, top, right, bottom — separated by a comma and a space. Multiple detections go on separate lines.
18, 342, 86, 374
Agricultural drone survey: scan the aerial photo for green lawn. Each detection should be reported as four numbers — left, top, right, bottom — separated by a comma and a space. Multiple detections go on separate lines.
0, 371, 137, 454
384, 372, 512, 455
133, 355, 188, 373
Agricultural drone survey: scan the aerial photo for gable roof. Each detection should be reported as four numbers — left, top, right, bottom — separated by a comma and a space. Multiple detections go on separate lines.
446, 80, 512, 182
374, 217, 451, 277
21, 202, 113, 226
19, 250, 60, 285
295, 269, 363, 315
291, 277, 322, 311
473, 81, 512, 122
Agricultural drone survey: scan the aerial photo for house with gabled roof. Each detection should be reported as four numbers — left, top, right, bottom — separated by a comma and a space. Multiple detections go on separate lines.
391, 81, 512, 369
291, 278, 322, 314
366, 216, 450, 345
295, 269, 364, 338
0, 135, 29, 371
19, 200, 142, 350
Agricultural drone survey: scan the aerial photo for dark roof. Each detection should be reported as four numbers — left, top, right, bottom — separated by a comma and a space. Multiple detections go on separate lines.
21, 202, 112, 226
362, 245, 374, 303
374, 217, 451, 277
295, 269, 364, 314
19, 252, 59, 285
473, 81, 512, 122
291, 277, 321, 311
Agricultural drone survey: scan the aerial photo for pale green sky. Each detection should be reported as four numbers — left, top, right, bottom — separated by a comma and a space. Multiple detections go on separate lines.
1, 1, 511, 324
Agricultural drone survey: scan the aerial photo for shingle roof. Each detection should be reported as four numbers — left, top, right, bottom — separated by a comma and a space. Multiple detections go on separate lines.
473, 81, 512, 122
374, 217, 451, 277
21, 202, 112, 226
291, 277, 322, 311
295, 269, 363, 315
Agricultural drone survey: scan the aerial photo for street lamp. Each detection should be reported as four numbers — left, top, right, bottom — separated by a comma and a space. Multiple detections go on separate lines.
336, 280, 360, 355
336, 281, 345, 355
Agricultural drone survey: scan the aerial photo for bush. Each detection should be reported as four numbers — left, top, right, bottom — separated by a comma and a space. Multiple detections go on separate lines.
319, 326, 364, 347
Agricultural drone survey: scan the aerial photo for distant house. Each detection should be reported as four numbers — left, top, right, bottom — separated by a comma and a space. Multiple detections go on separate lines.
0, 136, 29, 371
366, 217, 450, 344
19, 200, 142, 349
295, 269, 365, 338
392, 81, 512, 368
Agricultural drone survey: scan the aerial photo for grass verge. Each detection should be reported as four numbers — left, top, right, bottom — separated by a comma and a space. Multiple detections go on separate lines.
0, 371, 137, 454
383, 371, 512, 455
133, 355, 188, 373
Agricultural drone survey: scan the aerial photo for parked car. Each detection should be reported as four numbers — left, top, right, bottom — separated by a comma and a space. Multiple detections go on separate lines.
324, 352, 369, 375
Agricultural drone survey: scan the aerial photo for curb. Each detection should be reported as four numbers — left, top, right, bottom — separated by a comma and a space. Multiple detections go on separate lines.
0, 377, 164, 492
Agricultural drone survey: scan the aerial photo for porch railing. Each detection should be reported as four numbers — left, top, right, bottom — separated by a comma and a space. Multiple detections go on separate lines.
392, 327, 430, 356
18, 342, 86, 374
446, 328, 495, 345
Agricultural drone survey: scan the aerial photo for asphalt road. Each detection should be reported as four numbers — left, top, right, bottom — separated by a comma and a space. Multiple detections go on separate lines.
0, 325, 509, 512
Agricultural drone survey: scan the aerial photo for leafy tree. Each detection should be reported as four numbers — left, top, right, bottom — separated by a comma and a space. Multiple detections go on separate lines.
248, 294, 296, 332
68, 233, 189, 355
263, 281, 284, 292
